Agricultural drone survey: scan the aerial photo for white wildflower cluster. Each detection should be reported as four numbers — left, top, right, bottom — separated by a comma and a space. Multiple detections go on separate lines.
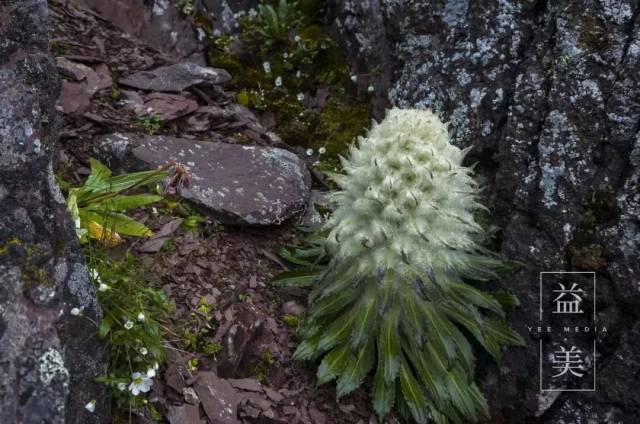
325, 108, 482, 277
306, 146, 326, 166
124, 363, 159, 396
90, 268, 109, 292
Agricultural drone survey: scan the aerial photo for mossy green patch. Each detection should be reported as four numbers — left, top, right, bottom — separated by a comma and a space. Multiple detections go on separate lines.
203, 0, 373, 158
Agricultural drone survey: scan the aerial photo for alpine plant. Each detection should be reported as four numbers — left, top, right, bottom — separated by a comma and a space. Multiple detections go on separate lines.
292, 109, 524, 423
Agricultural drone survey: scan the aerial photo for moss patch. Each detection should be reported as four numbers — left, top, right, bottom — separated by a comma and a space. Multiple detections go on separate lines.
203, 0, 373, 158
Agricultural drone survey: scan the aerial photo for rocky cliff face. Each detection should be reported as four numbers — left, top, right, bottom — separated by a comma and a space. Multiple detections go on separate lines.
0, 1, 108, 422
332, 0, 640, 422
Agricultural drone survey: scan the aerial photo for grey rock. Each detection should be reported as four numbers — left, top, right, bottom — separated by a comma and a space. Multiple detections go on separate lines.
119, 63, 231, 92
95, 133, 311, 226
331, 0, 640, 422
282, 300, 305, 317
0, 1, 108, 423
213, 304, 265, 378
194, 372, 242, 424
167, 403, 203, 424
71, 0, 205, 62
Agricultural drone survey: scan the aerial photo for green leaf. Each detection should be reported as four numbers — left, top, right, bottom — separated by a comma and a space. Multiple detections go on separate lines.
349, 285, 378, 348
309, 286, 358, 318
85, 158, 112, 188
78, 169, 167, 203
421, 302, 457, 363
378, 307, 400, 384
87, 194, 163, 212
372, 363, 395, 418
403, 343, 449, 413
292, 336, 320, 360
336, 340, 374, 398
79, 210, 152, 237
398, 359, 430, 423
446, 365, 483, 421
98, 317, 113, 338
483, 317, 526, 347
490, 290, 521, 309
271, 267, 319, 287
277, 246, 323, 267
317, 344, 353, 385
449, 282, 505, 317
401, 293, 425, 345
316, 311, 357, 353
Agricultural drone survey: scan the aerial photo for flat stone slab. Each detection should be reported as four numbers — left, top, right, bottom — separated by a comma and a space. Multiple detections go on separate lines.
119, 63, 231, 92
95, 134, 311, 226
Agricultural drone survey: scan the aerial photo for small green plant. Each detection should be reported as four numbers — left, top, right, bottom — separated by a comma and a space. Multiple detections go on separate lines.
177, 0, 195, 16
202, 342, 222, 357
137, 115, 165, 135
88, 252, 171, 408
282, 314, 300, 328
274, 109, 524, 423
186, 357, 199, 372
179, 297, 219, 353
256, 0, 301, 46
66, 159, 167, 246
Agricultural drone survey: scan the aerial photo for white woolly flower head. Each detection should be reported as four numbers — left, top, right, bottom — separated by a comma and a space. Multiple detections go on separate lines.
325, 108, 484, 277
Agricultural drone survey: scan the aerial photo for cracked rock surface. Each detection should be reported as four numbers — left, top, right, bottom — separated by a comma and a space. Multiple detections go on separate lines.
95, 133, 311, 226
332, 0, 640, 421
0, 0, 108, 423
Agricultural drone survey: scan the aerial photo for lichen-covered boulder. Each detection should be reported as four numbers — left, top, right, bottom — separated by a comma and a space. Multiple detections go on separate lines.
95, 133, 311, 226
0, 1, 108, 422
331, 0, 640, 422
119, 63, 231, 93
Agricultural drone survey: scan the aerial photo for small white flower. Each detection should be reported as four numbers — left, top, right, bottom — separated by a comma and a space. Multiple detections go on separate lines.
275, 76, 282, 87
124, 320, 134, 330
140, 347, 148, 356
283, 52, 289, 59
306, 148, 314, 156
137, 312, 145, 322
294, 35, 301, 42
318, 147, 326, 154
368, 85, 375, 93
98, 283, 109, 292
128, 372, 153, 396
320, 43, 327, 49
297, 93, 305, 101
117, 382, 127, 391
295, 70, 301, 78
146, 367, 156, 378
70, 307, 83, 316
313, 161, 320, 166
90, 268, 101, 283
85, 400, 96, 413
263, 61, 271, 73
350, 75, 358, 82
151, 207, 159, 216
